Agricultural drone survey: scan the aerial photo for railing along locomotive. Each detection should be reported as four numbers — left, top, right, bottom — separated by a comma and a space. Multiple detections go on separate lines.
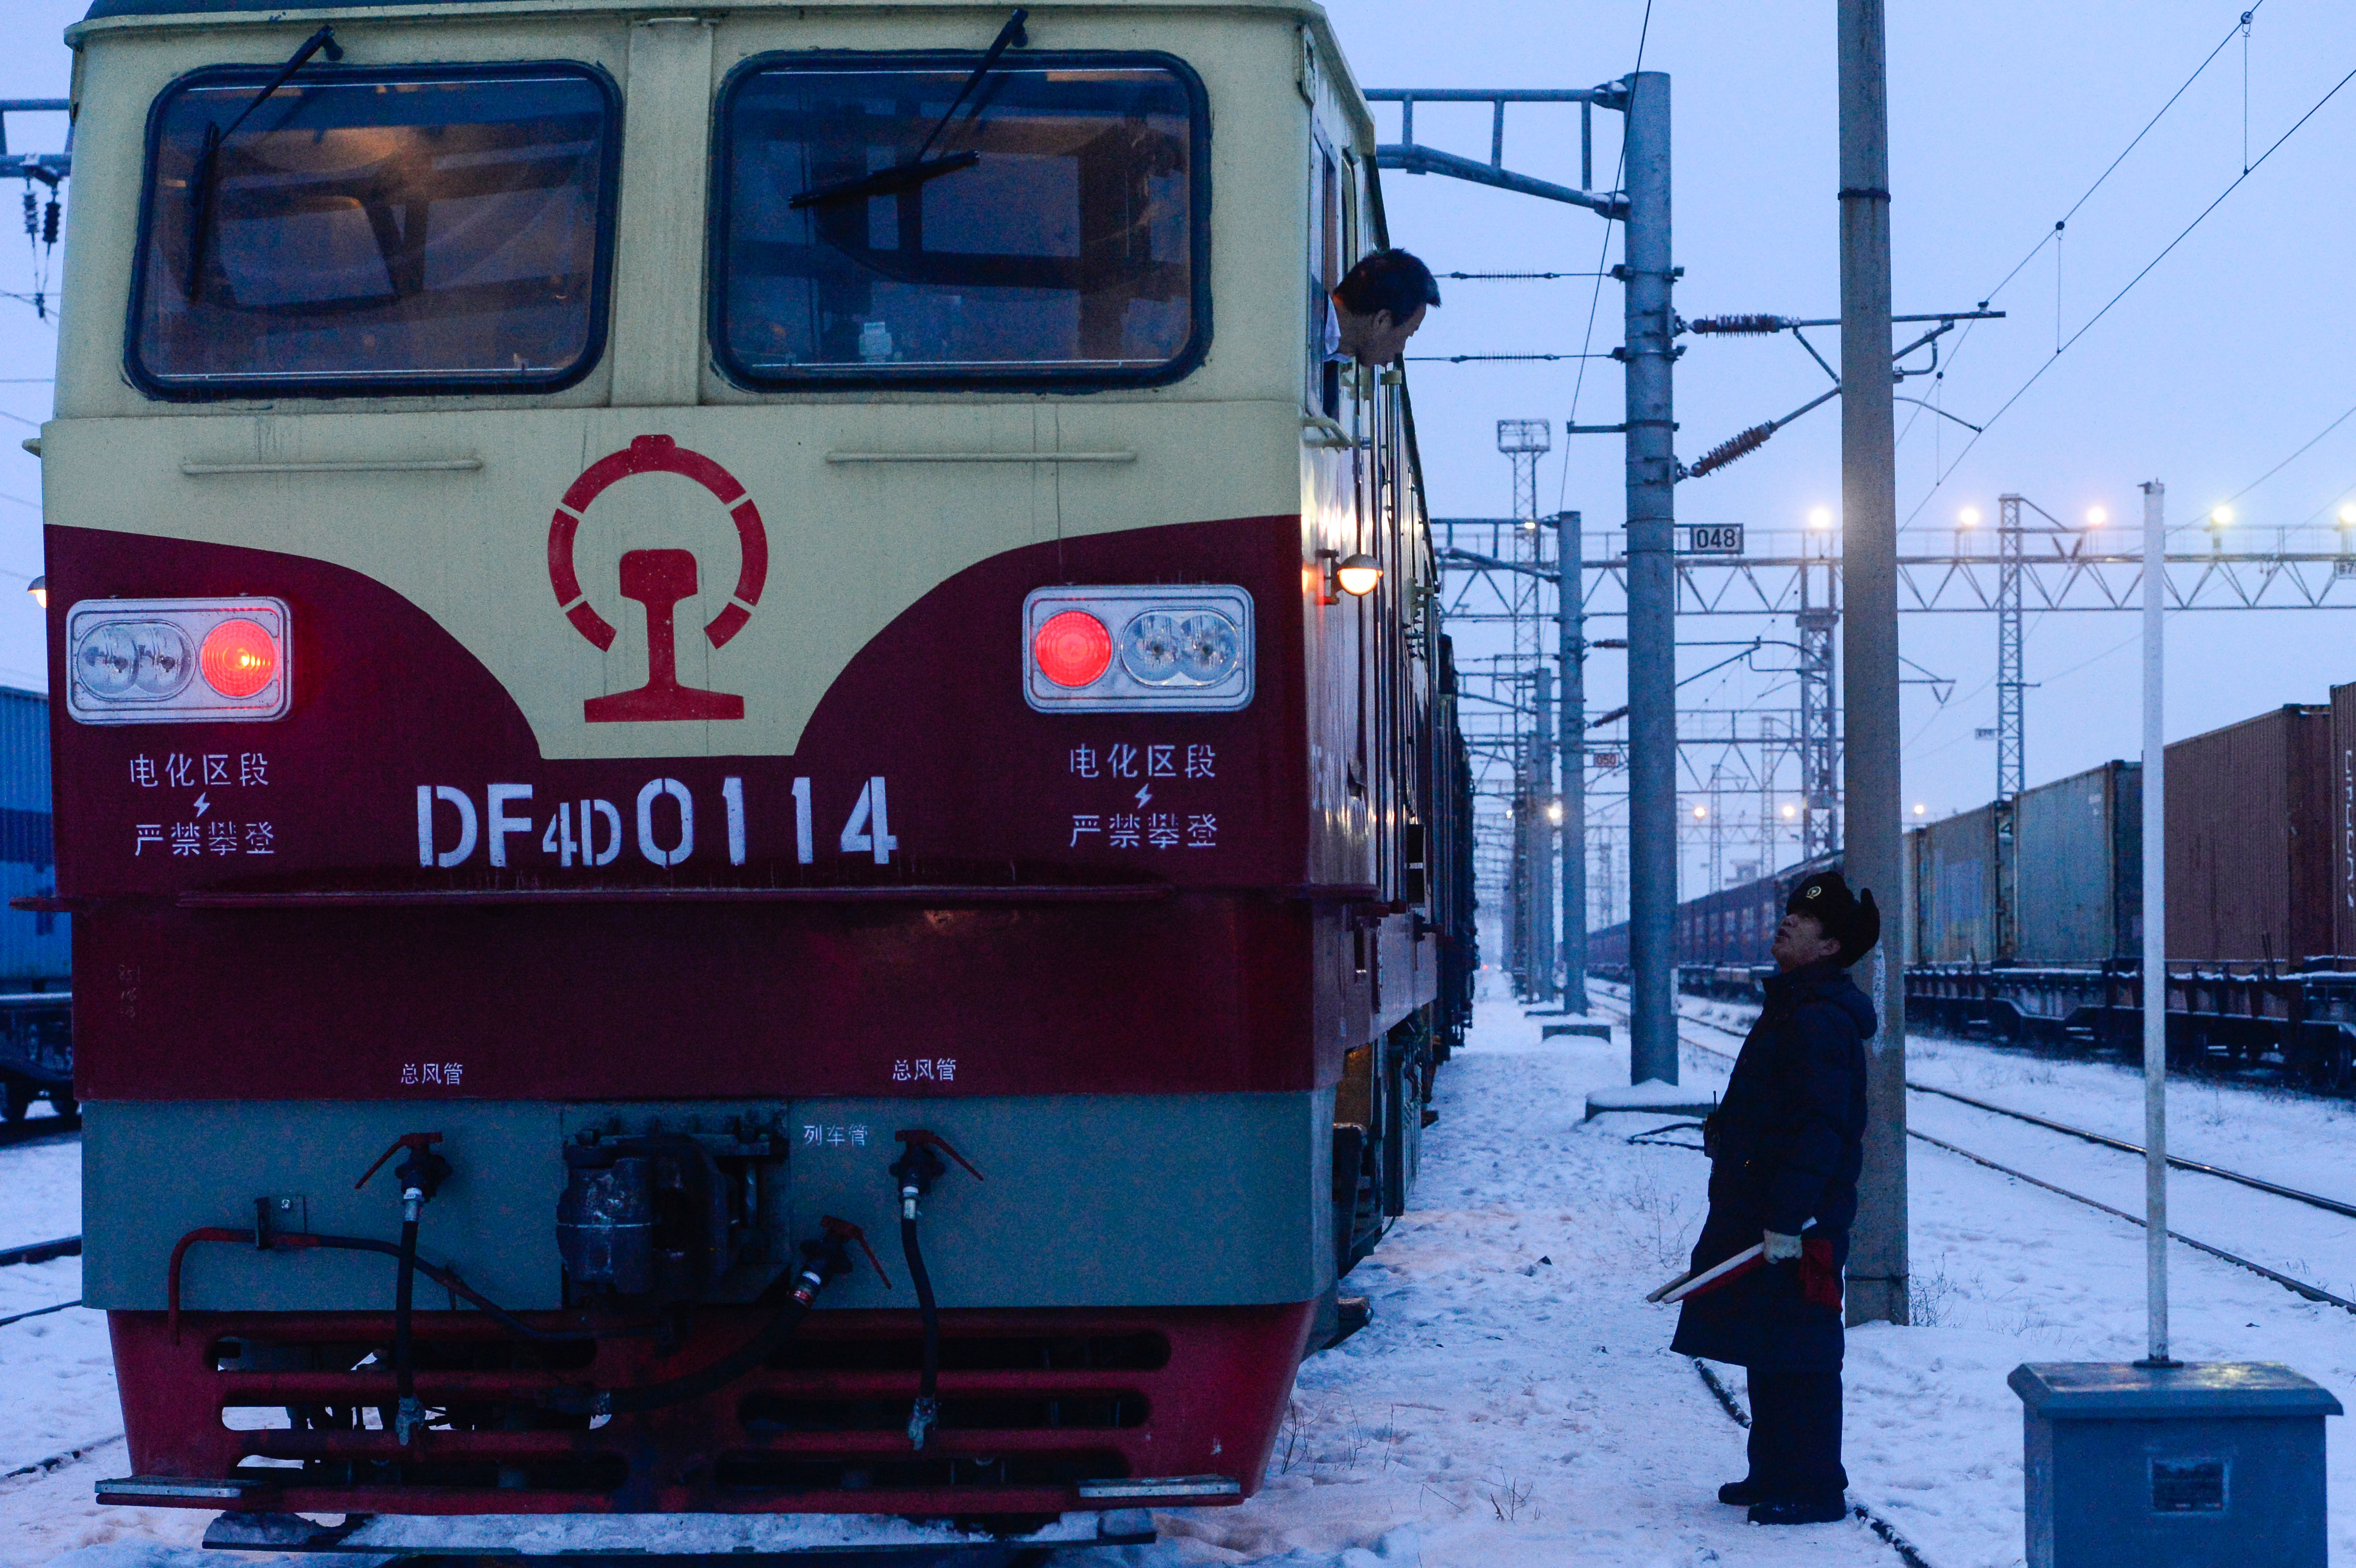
36, 0, 1475, 1534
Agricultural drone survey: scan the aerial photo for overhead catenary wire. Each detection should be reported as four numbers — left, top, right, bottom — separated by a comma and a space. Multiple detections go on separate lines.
1907, 40, 2356, 525
1557, 0, 1656, 514
2188, 393, 2356, 525
1895, 2, 2263, 460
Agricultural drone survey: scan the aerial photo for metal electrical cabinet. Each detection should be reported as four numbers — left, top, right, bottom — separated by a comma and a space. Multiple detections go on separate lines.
2010, 1361, 2340, 1567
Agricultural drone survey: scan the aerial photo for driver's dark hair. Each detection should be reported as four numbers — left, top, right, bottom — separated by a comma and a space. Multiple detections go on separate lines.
1334, 249, 1441, 321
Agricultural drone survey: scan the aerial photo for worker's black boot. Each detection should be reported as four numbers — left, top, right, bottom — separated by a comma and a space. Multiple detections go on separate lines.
1748, 1493, 1848, 1526
1716, 1478, 1761, 1505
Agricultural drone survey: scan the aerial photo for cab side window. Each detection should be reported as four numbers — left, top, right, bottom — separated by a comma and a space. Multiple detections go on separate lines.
1308, 140, 1340, 418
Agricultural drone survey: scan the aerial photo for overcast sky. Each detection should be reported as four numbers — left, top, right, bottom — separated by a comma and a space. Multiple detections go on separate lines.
1326, 0, 2356, 903
2, 1, 2352, 903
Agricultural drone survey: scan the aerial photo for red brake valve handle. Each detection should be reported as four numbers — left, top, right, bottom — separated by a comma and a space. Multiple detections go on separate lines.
893, 1129, 984, 1182
356, 1131, 444, 1190
822, 1215, 893, 1290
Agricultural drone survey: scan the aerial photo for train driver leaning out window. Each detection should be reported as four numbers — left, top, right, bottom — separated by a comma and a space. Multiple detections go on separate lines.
1325, 248, 1442, 367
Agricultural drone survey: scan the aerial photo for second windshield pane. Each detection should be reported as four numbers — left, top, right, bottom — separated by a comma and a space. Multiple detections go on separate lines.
717, 57, 1201, 386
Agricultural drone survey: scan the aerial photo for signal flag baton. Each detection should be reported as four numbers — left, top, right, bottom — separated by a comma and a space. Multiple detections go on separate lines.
1647, 1242, 1766, 1305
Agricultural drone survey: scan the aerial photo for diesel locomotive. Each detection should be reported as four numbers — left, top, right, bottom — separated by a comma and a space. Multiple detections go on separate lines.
34, 0, 1474, 1529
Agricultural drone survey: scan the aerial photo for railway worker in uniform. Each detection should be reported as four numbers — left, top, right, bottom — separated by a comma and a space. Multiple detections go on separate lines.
1671, 871, 1879, 1526
1325, 248, 1440, 367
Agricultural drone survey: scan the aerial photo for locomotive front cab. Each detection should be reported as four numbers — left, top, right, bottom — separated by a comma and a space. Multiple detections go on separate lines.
44, 0, 1460, 1522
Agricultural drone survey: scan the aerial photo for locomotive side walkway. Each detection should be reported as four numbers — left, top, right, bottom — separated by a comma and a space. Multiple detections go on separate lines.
3, 999, 2353, 1566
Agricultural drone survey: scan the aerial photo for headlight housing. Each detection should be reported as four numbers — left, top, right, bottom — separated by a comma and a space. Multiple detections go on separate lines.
65, 597, 292, 724
1023, 586, 1253, 712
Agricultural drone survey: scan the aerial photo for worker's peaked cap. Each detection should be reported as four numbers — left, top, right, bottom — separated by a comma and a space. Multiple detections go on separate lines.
1786, 870, 1881, 968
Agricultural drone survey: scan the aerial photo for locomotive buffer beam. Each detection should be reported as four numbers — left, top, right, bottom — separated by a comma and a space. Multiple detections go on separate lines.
202, 1507, 1161, 1555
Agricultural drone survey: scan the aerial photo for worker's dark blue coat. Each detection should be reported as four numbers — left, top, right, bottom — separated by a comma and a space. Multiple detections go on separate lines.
1670, 957, 1873, 1372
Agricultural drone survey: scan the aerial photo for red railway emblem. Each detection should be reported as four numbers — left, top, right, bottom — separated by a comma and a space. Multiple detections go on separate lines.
548, 435, 769, 722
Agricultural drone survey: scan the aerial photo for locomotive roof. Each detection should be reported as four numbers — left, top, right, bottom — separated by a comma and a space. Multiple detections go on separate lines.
80, 0, 1333, 24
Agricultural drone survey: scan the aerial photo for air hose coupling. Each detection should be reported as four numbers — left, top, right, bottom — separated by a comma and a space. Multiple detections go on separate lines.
886, 1131, 982, 1452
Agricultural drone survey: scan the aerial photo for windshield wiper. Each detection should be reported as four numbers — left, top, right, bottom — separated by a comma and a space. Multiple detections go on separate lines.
184, 24, 344, 301
788, 8, 1027, 212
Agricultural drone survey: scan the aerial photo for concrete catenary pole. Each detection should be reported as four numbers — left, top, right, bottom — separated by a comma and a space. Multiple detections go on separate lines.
1622, 70, 1679, 1085
1837, 0, 1908, 1325
1559, 510, 1591, 1015
2139, 478, 2173, 1365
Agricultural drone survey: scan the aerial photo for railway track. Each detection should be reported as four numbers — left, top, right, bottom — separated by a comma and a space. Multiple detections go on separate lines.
1581, 992, 2356, 1318
0, 1119, 89, 1330
0, 1112, 79, 1151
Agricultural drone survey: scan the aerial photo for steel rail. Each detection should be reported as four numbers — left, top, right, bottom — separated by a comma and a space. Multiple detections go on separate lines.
1906, 1131, 2356, 1316
1586, 992, 2356, 1317
0, 1113, 80, 1151
0, 1234, 78, 1267
1689, 1359, 1935, 1568
0, 1298, 80, 1328
1, 1433, 121, 1488
1659, 997, 2356, 1220
1905, 1082, 2356, 1221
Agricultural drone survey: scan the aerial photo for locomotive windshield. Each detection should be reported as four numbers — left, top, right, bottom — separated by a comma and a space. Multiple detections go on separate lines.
128, 65, 618, 397
713, 55, 1205, 388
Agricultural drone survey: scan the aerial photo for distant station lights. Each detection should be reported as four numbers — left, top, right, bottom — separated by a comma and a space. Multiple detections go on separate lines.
25, 575, 43, 610
1807, 507, 1834, 530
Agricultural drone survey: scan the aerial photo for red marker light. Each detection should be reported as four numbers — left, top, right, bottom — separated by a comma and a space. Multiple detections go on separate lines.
199, 618, 278, 697
1034, 610, 1112, 687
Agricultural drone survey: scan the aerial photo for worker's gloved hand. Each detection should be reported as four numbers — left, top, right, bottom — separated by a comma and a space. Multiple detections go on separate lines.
1762, 1229, 1804, 1264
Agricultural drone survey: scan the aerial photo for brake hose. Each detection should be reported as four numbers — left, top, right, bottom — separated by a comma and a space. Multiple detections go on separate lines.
392, 1212, 423, 1443
901, 1206, 941, 1450
889, 1131, 983, 1451
167, 1228, 597, 1345
542, 1218, 885, 1418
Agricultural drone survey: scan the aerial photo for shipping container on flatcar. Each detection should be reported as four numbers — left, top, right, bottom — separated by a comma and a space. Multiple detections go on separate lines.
2330, 682, 2356, 959
2166, 705, 2332, 965
44, 0, 1473, 1532
2012, 760, 2140, 965
0, 687, 72, 1117
1909, 804, 2001, 965
0, 687, 68, 979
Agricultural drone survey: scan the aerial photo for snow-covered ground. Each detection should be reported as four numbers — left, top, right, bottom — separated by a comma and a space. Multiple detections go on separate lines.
5, 998, 2354, 1567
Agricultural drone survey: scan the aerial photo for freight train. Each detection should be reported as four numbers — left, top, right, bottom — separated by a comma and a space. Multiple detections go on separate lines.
36, 0, 1475, 1532
1592, 689, 2356, 1093
0, 685, 74, 1117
